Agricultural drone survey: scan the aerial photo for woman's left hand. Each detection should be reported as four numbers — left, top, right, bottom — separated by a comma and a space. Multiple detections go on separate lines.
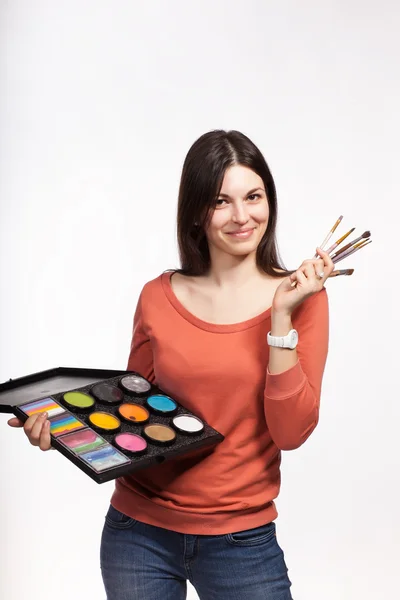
272, 247, 334, 316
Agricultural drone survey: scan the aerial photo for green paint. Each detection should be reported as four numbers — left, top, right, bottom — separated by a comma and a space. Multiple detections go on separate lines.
64, 391, 94, 409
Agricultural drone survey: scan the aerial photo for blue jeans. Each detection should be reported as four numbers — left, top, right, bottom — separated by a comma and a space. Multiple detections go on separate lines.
100, 504, 293, 600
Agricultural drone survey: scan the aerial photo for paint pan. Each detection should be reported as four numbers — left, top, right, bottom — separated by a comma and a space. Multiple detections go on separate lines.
114, 432, 147, 456
143, 424, 176, 446
59, 429, 107, 455
145, 394, 178, 415
90, 382, 124, 406
63, 391, 95, 412
119, 374, 151, 395
117, 403, 150, 424
88, 411, 121, 433
19, 397, 65, 419
49, 413, 86, 437
172, 414, 204, 435
79, 444, 130, 473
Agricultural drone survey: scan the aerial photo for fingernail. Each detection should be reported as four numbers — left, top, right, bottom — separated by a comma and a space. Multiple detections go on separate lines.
41, 412, 48, 419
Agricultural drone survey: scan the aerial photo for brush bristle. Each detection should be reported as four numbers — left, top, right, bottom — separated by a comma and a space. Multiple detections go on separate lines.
362, 230, 371, 238
346, 268, 354, 275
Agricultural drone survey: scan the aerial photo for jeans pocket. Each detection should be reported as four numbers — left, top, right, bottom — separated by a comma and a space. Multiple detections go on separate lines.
105, 504, 139, 530
225, 521, 276, 546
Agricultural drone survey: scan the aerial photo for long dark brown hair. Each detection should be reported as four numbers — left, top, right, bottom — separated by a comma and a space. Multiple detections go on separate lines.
175, 130, 290, 277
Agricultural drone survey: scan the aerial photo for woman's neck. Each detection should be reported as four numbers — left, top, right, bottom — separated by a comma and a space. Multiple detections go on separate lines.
205, 254, 268, 290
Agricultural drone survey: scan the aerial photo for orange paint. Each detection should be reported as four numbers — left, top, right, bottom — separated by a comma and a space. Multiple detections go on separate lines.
118, 403, 149, 423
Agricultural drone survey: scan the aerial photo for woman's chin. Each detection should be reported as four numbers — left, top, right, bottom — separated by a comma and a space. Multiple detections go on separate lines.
226, 238, 259, 252
223, 242, 258, 257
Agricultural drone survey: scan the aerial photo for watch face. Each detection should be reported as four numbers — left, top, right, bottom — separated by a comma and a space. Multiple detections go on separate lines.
290, 330, 298, 349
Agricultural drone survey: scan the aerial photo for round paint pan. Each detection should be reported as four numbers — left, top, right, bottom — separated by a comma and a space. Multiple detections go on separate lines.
172, 414, 205, 435
143, 424, 176, 446
118, 403, 150, 425
62, 391, 95, 412
145, 394, 178, 416
119, 374, 151, 396
88, 411, 121, 434
90, 382, 124, 406
114, 432, 148, 456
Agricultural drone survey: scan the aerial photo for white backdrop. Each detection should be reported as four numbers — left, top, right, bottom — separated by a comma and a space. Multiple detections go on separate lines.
0, 1, 398, 599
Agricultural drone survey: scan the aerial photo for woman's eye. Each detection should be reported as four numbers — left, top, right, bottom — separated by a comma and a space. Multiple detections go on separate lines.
216, 194, 260, 206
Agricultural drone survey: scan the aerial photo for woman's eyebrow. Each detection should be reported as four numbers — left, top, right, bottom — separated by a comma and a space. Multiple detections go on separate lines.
218, 187, 265, 198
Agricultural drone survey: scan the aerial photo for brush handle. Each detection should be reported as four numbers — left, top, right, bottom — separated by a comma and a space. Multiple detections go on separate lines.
314, 215, 344, 258
329, 269, 354, 277
319, 232, 333, 251
325, 241, 338, 254
290, 268, 353, 287
331, 240, 355, 260
333, 240, 371, 264
313, 234, 332, 258
325, 228, 355, 255
330, 233, 368, 259
332, 246, 355, 263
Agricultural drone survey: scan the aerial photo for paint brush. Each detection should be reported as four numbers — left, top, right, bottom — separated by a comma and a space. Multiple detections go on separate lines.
314, 215, 343, 257
332, 239, 367, 263
291, 266, 355, 287
325, 227, 355, 255
330, 230, 371, 261
333, 239, 372, 264
329, 268, 354, 278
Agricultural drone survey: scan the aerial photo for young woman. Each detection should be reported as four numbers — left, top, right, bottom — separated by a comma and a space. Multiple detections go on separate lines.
8, 130, 334, 599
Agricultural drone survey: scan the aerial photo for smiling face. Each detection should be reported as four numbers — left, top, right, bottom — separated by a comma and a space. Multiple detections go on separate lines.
204, 164, 270, 261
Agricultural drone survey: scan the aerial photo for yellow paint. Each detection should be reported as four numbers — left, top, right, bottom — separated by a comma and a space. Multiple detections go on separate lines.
89, 412, 120, 430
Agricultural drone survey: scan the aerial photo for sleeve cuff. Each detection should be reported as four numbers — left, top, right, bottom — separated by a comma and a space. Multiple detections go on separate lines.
265, 360, 307, 400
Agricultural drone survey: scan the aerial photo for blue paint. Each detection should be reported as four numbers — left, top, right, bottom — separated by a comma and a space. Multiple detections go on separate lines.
146, 395, 177, 413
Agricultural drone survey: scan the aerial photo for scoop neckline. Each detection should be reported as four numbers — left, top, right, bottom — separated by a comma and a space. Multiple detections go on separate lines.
160, 271, 272, 333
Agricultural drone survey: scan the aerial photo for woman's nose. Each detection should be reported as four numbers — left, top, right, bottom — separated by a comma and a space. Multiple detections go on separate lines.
231, 202, 249, 224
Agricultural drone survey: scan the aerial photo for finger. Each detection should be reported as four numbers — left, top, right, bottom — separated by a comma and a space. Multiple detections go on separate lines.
289, 269, 306, 288
316, 247, 335, 273
294, 268, 308, 287
23, 413, 41, 436
28, 412, 48, 446
39, 419, 52, 451
300, 257, 324, 271
313, 258, 325, 280
289, 271, 298, 288
302, 262, 317, 280
7, 417, 24, 428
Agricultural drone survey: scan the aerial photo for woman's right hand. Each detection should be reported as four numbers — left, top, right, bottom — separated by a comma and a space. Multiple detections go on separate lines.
7, 412, 52, 451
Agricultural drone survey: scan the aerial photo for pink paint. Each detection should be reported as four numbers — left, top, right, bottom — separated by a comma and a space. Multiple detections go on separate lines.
115, 432, 147, 453
62, 429, 97, 448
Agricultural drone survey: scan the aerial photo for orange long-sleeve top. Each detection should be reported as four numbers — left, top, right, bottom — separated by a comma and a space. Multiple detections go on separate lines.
111, 271, 329, 535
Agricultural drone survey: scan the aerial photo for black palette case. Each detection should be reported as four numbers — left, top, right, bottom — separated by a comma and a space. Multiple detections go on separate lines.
0, 367, 224, 483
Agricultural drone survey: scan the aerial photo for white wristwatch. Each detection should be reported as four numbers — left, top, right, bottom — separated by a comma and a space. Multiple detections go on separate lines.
267, 329, 298, 350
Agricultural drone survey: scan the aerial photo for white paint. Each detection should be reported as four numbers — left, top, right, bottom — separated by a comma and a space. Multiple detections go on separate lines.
173, 414, 204, 433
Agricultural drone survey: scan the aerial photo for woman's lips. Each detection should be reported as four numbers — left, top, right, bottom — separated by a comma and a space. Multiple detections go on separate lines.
225, 228, 255, 239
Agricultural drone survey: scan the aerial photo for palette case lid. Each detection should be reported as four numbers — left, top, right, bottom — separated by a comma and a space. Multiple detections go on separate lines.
0, 367, 130, 414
